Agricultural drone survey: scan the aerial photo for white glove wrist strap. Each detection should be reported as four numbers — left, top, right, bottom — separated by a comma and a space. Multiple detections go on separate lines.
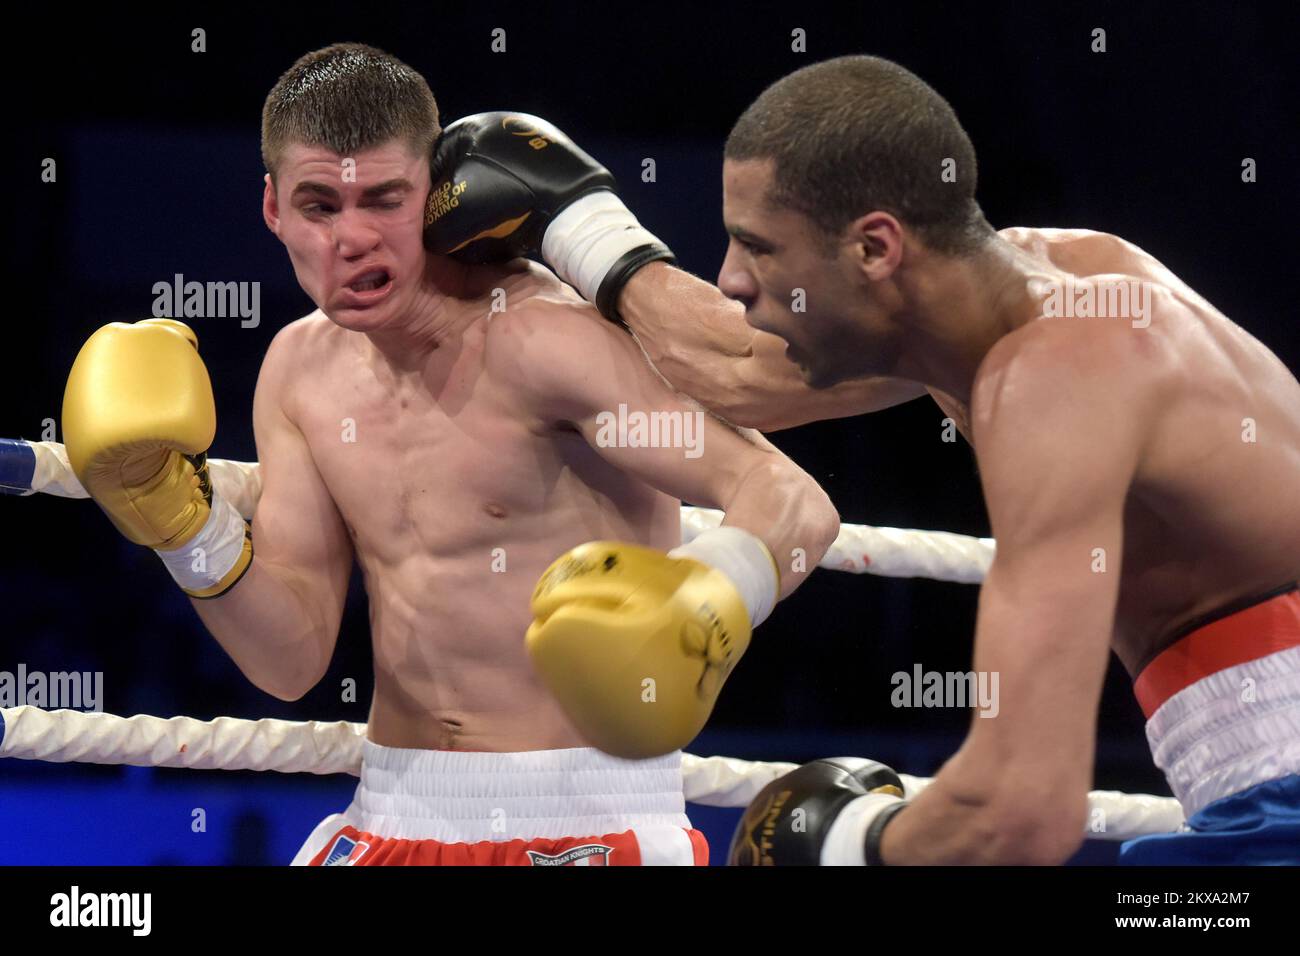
669, 526, 778, 629
821, 793, 903, 866
543, 191, 666, 304
154, 490, 247, 592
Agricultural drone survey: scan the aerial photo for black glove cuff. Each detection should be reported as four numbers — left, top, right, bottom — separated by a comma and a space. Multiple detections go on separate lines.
593, 244, 677, 325
863, 799, 910, 866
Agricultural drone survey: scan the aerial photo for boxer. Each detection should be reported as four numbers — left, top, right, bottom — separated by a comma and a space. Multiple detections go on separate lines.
61, 43, 840, 866
430, 56, 1300, 864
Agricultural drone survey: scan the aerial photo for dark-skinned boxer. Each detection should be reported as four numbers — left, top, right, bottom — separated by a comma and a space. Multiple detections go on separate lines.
425, 87, 1300, 865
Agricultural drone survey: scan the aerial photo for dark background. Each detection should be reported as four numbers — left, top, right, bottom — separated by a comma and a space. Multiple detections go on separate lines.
2, 1, 1296, 864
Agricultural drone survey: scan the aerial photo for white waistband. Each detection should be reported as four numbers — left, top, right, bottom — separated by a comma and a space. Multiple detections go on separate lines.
1146, 645, 1300, 817
344, 740, 691, 842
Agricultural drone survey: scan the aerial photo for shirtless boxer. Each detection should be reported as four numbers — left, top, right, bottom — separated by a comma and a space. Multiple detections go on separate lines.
59, 44, 839, 866
428, 56, 1300, 864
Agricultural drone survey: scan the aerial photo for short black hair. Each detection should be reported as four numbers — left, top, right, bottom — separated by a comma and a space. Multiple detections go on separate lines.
726, 56, 993, 255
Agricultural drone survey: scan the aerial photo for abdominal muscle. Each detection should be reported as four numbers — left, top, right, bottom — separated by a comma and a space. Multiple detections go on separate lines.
361, 536, 595, 752
339, 452, 680, 753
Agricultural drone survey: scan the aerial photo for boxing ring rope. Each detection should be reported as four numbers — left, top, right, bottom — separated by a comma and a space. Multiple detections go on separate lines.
3, 438, 997, 583
1, 438, 1180, 842
0, 706, 1185, 841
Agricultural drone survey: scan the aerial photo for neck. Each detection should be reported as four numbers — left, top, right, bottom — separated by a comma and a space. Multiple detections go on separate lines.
890, 237, 1056, 404
362, 254, 477, 374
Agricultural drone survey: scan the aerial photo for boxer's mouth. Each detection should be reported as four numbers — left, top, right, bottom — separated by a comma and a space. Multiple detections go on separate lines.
346, 269, 391, 292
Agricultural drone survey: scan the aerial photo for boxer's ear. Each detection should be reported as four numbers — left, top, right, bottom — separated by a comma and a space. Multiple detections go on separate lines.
262, 173, 282, 236
850, 210, 904, 279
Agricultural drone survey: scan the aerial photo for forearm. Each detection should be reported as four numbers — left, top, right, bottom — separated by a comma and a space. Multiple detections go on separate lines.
880, 777, 1019, 864
188, 558, 337, 701
720, 458, 839, 600
620, 264, 925, 430
619, 263, 752, 410
880, 750, 1085, 865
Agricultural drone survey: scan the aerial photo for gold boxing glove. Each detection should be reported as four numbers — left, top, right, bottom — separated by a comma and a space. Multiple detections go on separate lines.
526, 529, 777, 759
62, 319, 252, 598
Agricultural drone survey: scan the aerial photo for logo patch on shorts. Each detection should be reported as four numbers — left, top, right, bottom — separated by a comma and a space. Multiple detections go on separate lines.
321, 833, 371, 866
526, 844, 614, 866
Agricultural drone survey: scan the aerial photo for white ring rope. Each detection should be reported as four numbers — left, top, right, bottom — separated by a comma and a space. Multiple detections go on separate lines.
0, 706, 1185, 841
9, 444, 1167, 842
12, 441, 996, 583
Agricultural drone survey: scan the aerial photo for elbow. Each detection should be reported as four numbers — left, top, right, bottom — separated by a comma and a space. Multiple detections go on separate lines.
260, 670, 321, 703
767, 469, 840, 592
255, 643, 331, 702
1005, 819, 1085, 866
265, 684, 309, 703
766, 462, 839, 557
792, 478, 840, 565
813, 493, 841, 562
927, 752, 1088, 863
983, 799, 1087, 865
796, 507, 840, 574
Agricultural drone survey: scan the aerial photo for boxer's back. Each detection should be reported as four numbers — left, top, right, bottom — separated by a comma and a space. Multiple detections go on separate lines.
276, 266, 681, 750
1001, 228, 1300, 671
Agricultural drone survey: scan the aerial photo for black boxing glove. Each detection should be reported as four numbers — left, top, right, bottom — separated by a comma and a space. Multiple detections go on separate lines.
424, 111, 675, 322
728, 758, 910, 866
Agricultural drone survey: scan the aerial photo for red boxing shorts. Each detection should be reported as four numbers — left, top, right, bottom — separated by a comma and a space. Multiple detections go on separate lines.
291, 741, 708, 866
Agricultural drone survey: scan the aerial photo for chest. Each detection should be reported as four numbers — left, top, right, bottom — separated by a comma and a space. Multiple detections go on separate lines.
296, 351, 558, 546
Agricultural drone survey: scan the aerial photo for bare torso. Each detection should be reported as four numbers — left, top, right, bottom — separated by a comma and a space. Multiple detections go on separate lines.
280, 267, 681, 750
934, 227, 1300, 673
